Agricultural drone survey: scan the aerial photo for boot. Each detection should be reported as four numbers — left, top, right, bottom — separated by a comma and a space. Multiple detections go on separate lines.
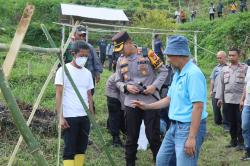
63, 160, 74, 166
74, 154, 85, 166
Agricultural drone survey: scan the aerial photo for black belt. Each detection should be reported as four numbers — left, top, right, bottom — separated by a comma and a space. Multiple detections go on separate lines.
170, 120, 184, 124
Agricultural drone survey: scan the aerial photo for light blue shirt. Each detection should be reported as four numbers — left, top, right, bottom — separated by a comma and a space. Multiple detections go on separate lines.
167, 60, 208, 122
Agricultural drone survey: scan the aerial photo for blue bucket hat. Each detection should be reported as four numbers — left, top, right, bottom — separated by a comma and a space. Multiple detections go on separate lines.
163, 35, 191, 56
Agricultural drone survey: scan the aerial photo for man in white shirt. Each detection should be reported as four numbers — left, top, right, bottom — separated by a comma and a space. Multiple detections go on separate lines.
209, 2, 215, 20
174, 8, 180, 23
55, 40, 94, 166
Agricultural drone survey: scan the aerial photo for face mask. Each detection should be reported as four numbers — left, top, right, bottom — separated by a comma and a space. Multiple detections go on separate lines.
75, 57, 88, 67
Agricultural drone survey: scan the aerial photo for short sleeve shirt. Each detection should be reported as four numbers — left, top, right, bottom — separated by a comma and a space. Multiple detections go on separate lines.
55, 63, 94, 118
167, 60, 208, 122
210, 64, 226, 92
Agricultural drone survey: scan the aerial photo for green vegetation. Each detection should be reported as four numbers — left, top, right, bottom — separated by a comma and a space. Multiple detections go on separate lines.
180, 12, 250, 77
0, 0, 250, 165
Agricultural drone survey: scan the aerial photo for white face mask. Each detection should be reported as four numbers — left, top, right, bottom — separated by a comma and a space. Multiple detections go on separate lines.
75, 57, 88, 67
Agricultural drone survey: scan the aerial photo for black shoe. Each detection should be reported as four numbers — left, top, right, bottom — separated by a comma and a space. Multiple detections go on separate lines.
126, 161, 135, 166
112, 136, 123, 147
236, 144, 245, 151
240, 152, 250, 161
215, 122, 222, 125
225, 142, 237, 148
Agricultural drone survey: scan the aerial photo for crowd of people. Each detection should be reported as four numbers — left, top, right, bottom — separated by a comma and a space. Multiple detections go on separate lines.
209, 0, 248, 20
174, 0, 248, 23
54, 25, 250, 166
210, 49, 250, 161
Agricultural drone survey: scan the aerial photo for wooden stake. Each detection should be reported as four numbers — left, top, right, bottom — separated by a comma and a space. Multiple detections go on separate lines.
2, 5, 35, 79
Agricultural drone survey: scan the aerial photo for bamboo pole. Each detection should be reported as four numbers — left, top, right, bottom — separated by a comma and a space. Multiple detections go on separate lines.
152, 31, 155, 50
53, 21, 204, 33
56, 24, 67, 166
194, 32, 198, 64
0, 43, 60, 53
41, 24, 115, 166
7, 60, 59, 166
2, 5, 35, 79
0, 68, 48, 166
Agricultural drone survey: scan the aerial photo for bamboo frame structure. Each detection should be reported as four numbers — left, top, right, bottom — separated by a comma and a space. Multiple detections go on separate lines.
0, 68, 48, 166
7, 22, 79, 166
0, 43, 60, 53
53, 21, 202, 63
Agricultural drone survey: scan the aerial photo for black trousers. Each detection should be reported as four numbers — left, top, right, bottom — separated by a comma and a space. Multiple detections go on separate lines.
108, 55, 113, 71
210, 13, 215, 20
222, 103, 230, 128
125, 106, 161, 163
63, 116, 90, 160
218, 12, 222, 17
107, 97, 126, 136
212, 93, 222, 125
100, 53, 106, 65
240, 5, 248, 12
224, 103, 243, 143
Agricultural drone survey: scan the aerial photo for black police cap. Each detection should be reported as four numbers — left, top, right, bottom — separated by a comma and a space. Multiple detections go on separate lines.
112, 31, 130, 52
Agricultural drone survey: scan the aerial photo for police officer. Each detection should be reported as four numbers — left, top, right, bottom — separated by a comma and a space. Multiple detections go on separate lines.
216, 48, 248, 150
210, 51, 228, 126
105, 72, 125, 147
113, 31, 168, 166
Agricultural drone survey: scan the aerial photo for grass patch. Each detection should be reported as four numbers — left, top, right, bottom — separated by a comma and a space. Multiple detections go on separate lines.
0, 55, 249, 165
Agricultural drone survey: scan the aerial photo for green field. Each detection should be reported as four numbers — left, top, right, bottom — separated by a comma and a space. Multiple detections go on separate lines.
0, 0, 250, 165
0, 55, 250, 165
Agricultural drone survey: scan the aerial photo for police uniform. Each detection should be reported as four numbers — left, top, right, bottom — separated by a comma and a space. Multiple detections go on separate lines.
216, 63, 248, 146
112, 31, 168, 165
105, 73, 125, 146
210, 63, 228, 125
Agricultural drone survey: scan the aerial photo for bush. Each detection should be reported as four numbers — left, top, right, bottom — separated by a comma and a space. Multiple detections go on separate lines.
179, 12, 250, 75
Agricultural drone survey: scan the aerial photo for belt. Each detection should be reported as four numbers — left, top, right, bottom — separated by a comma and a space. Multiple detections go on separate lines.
170, 120, 184, 124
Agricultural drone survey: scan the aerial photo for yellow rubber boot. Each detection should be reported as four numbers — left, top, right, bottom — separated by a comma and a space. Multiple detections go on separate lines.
63, 160, 74, 166
74, 154, 85, 166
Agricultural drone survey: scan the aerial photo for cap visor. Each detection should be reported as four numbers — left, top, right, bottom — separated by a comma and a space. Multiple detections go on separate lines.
113, 44, 124, 52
